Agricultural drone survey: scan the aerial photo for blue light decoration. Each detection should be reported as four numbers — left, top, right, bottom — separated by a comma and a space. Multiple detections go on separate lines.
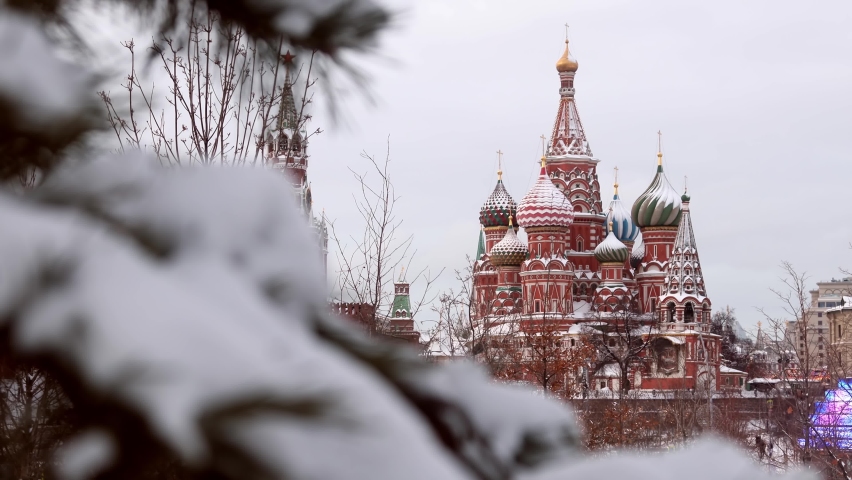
803, 379, 852, 450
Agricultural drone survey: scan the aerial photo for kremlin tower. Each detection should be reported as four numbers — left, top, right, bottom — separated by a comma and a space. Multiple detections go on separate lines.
265, 51, 328, 279
470, 33, 720, 393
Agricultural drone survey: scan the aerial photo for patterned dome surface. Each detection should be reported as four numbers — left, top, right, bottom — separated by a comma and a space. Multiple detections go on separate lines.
490, 224, 527, 266
516, 162, 574, 228
631, 164, 682, 228
480, 179, 517, 227
594, 230, 629, 264
606, 192, 640, 243
630, 231, 645, 269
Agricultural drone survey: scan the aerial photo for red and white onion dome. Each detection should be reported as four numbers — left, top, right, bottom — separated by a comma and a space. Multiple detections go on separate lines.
516, 157, 574, 228
490, 216, 528, 266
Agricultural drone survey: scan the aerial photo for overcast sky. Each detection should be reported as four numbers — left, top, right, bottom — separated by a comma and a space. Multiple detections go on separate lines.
307, 0, 852, 335
89, 0, 852, 336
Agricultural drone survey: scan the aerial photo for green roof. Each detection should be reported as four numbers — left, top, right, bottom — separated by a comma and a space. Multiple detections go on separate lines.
476, 228, 485, 259
391, 286, 411, 318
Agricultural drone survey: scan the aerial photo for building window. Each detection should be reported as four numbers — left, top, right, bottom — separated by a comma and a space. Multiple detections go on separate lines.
535, 301, 541, 313
819, 320, 823, 325
571, 338, 576, 347
819, 344, 824, 350
818, 312, 823, 317
684, 303, 695, 322
600, 381, 606, 390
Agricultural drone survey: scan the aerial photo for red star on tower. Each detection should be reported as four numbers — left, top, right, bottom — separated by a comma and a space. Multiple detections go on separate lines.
282, 50, 295, 65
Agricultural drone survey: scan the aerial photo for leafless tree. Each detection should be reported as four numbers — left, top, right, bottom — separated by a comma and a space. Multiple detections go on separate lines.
330, 139, 441, 336
582, 301, 658, 399
99, 10, 322, 166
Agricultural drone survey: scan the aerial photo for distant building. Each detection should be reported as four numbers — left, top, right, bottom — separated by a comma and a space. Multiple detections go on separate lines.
331, 272, 421, 348
827, 296, 852, 374
784, 278, 852, 368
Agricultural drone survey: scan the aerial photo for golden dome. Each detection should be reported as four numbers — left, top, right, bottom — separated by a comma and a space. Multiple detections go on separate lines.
555, 40, 578, 73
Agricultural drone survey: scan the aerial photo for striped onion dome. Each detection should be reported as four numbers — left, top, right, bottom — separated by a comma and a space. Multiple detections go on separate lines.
516, 158, 574, 228
594, 228, 629, 264
490, 218, 527, 266
479, 174, 517, 228
629, 231, 645, 269
631, 153, 682, 228
605, 186, 640, 243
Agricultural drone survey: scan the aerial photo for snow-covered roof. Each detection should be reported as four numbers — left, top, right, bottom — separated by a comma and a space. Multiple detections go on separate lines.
720, 366, 746, 375
595, 363, 622, 378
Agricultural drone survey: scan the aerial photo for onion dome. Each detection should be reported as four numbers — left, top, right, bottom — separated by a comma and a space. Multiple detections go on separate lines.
490, 216, 528, 266
516, 157, 574, 228
595, 221, 629, 263
556, 40, 578, 73
605, 180, 639, 243
630, 232, 645, 269
479, 170, 517, 227
631, 151, 682, 228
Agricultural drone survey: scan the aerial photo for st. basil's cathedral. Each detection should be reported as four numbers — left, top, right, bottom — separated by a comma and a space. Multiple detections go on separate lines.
472, 37, 720, 392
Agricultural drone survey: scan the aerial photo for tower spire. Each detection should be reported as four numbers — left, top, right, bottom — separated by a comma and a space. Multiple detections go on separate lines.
657, 130, 663, 167
661, 190, 706, 301
550, 35, 591, 157
497, 149, 503, 179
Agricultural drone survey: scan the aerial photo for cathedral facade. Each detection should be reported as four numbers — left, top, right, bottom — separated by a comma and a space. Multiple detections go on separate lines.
472, 38, 719, 392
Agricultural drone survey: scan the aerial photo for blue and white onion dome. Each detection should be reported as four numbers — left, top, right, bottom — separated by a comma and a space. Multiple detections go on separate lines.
630, 151, 682, 228
516, 157, 574, 228
594, 222, 630, 264
605, 181, 640, 243
490, 216, 528, 266
629, 231, 645, 269
479, 170, 517, 228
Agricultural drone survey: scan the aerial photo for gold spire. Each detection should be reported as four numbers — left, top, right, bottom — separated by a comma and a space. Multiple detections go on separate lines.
540, 156, 547, 169
497, 149, 503, 180
656, 130, 663, 166
613, 166, 619, 196
508, 214, 514, 228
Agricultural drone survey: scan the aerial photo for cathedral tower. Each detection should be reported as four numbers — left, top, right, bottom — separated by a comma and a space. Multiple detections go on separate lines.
517, 157, 575, 315
631, 146, 682, 314
473, 164, 518, 318
489, 216, 528, 315
543, 37, 605, 278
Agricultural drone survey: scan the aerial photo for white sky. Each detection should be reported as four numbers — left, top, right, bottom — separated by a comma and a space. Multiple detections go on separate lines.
309, 0, 852, 335
90, 0, 852, 335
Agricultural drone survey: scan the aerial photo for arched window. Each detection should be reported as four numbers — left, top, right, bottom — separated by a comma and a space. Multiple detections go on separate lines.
577, 238, 584, 252
684, 303, 695, 323
276, 133, 289, 156
667, 302, 676, 322
290, 133, 302, 153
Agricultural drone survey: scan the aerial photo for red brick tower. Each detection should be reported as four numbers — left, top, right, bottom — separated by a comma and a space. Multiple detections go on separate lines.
517, 157, 575, 315
489, 216, 528, 315
631, 144, 682, 314
473, 163, 518, 318
543, 38, 605, 282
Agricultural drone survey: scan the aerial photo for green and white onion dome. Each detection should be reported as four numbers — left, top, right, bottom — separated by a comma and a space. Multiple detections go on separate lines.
516, 158, 574, 228
594, 229, 630, 264
605, 189, 640, 243
480, 174, 517, 228
490, 218, 528, 266
630, 231, 645, 269
631, 154, 682, 228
